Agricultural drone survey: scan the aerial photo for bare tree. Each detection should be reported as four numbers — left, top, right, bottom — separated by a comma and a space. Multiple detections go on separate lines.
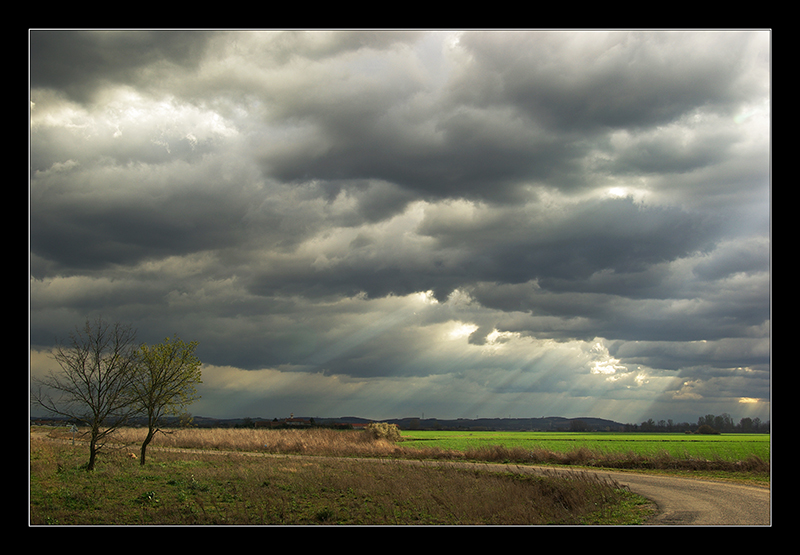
31, 317, 140, 471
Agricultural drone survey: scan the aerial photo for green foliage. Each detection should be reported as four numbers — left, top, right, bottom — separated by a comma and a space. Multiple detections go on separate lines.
135, 490, 160, 506
135, 335, 203, 419
695, 424, 720, 435
132, 335, 202, 465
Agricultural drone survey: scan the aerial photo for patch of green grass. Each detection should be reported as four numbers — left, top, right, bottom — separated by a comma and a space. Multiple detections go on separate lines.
399, 431, 770, 461
579, 488, 656, 525
396, 431, 770, 483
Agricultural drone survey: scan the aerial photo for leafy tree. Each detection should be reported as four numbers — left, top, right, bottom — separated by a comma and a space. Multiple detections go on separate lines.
696, 424, 720, 435
31, 318, 140, 471
570, 419, 589, 432
132, 335, 202, 465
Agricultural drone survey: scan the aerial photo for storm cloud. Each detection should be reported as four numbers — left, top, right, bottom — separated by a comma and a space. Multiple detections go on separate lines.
29, 30, 770, 424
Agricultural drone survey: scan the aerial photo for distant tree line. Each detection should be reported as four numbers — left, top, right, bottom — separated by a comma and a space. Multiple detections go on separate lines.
621, 413, 768, 434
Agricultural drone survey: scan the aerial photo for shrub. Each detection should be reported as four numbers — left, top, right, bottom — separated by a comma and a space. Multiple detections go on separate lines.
364, 423, 402, 442
695, 424, 720, 435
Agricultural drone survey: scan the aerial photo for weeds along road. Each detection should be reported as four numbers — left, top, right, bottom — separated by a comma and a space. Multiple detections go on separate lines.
383, 458, 771, 526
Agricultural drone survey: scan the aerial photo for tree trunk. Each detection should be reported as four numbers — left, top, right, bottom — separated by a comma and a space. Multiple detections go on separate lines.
87, 437, 98, 471
140, 429, 155, 466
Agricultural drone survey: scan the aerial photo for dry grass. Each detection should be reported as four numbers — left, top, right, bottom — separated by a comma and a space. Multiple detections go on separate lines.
452, 444, 770, 474
43, 426, 770, 476
106, 426, 403, 458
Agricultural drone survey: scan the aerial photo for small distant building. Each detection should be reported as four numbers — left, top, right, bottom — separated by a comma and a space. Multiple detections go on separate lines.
284, 417, 311, 427
254, 414, 313, 428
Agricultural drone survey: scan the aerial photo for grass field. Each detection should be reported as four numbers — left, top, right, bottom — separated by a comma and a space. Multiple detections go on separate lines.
398, 431, 771, 463
31, 425, 770, 525
30, 430, 653, 525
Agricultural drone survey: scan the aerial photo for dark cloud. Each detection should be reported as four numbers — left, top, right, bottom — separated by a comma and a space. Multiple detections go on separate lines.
29, 155, 257, 274
30, 30, 216, 103
29, 30, 770, 423
447, 31, 766, 132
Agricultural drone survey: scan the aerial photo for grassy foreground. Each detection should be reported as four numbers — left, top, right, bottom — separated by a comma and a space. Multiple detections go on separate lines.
30, 428, 653, 525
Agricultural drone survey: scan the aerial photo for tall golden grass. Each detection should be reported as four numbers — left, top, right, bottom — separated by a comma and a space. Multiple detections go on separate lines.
108, 426, 403, 458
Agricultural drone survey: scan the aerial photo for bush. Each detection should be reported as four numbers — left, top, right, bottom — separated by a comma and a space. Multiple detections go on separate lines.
364, 423, 402, 442
695, 424, 720, 435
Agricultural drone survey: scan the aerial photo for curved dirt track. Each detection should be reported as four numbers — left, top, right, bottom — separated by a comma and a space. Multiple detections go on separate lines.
589, 469, 770, 525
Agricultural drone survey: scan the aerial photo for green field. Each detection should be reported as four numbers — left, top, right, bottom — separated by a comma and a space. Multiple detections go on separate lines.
398, 431, 770, 462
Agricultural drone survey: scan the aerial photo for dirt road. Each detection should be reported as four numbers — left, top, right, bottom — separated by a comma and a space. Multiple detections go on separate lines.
591, 469, 770, 525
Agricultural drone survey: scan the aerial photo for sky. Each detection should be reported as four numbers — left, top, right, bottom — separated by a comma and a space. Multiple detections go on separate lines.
29, 29, 771, 425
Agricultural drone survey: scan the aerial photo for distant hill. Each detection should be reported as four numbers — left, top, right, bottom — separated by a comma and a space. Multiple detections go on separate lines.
31, 414, 627, 431
379, 416, 627, 432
